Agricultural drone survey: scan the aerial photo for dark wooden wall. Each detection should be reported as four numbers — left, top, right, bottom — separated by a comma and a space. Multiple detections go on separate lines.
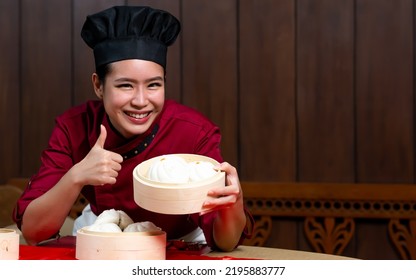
0, 0, 414, 259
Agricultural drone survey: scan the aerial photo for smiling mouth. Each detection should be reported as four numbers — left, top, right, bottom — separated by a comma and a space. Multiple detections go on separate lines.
125, 112, 150, 119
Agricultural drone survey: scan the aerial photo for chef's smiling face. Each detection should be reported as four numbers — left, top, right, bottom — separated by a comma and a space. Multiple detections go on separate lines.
93, 59, 165, 139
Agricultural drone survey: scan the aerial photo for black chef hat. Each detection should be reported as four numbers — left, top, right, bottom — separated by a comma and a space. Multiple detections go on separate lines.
81, 6, 181, 69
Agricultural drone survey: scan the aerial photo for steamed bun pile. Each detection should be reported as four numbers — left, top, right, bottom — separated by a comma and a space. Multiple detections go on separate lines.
86, 209, 161, 233
147, 154, 218, 183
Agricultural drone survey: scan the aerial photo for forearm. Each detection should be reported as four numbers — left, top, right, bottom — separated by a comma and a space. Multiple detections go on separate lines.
212, 197, 247, 251
21, 169, 84, 245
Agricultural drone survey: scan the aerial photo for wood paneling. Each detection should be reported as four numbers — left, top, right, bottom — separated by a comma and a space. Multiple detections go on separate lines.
182, 0, 239, 165
239, 0, 298, 252
356, 0, 414, 183
21, 0, 72, 176
239, 0, 296, 181
297, 0, 355, 182
0, 0, 19, 183
355, 0, 414, 259
1, 0, 416, 259
296, 0, 356, 256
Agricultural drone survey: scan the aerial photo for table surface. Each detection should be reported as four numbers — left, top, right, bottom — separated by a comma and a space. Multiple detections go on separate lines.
16, 236, 354, 260
208, 245, 354, 260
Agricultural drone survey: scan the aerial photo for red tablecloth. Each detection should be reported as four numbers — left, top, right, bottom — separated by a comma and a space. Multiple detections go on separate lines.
18, 236, 246, 260
19, 245, 77, 260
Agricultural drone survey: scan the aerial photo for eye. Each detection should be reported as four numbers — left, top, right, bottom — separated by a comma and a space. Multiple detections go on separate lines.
116, 83, 133, 89
148, 82, 163, 89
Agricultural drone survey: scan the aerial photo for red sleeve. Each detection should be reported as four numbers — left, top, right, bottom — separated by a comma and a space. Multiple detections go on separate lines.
194, 123, 223, 163
12, 120, 76, 229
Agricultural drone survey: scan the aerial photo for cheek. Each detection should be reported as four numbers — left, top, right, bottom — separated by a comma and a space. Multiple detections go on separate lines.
152, 92, 165, 108
103, 94, 128, 109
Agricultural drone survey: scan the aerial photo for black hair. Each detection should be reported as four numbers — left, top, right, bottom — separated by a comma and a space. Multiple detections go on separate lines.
96, 64, 112, 85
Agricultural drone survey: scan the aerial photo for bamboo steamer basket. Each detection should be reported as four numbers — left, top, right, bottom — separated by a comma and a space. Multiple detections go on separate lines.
0, 228, 19, 260
133, 154, 225, 214
76, 228, 166, 260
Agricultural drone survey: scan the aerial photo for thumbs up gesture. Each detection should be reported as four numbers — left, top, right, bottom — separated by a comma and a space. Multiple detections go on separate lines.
95, 124, 108, 150
74, 125, 123, 186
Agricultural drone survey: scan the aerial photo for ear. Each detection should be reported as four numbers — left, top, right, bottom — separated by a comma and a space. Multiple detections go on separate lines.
92, 73, 104, 99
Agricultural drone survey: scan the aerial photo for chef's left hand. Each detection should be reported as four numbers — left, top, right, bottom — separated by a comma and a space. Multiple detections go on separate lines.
200, 162, 243, 215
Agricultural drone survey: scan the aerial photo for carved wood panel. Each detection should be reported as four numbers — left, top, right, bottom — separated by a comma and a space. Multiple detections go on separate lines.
242, 182, 416, 259
243, 215, 272, 247
388, 219, 416, 259
304, 217, 354, 255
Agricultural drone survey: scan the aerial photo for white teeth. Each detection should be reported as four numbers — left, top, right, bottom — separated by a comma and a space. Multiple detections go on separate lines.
127, 112, 148, 119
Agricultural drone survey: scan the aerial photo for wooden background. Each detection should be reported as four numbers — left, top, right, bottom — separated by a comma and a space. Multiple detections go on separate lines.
0, 0, 414, 259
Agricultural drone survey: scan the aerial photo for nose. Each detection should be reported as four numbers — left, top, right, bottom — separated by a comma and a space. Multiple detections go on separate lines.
131, 88, 148, 107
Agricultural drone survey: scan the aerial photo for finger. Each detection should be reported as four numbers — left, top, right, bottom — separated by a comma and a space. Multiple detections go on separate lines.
95, 124, 107, 149
111, 153, 124, 164
95, 168, 119, 186
215, 162, 239, 186
96, 176, 117, 186
200, 198, 218, 215
200, 201, 232, 216
205, 193, 237, 205
110, 161, 122, 172
207, 186, 238, 197
199, 208, 216, 216
214, 162, 233, 172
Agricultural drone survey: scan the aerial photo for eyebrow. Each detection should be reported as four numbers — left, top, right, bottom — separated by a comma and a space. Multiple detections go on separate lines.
145, 76, 164, 83
114, 76, 164, 83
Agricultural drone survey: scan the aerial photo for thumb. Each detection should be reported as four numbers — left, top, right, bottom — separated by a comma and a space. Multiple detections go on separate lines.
95, 124, 107, 149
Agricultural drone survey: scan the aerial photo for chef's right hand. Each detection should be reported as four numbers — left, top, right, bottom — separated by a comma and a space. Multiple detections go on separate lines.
75, 124, 123, 186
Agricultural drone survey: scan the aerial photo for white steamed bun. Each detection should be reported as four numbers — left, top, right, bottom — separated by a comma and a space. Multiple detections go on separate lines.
94, 209, 120, 225
188, 160, 217, 182
123, 221, 161, 232
87, 222, 122, 233
83, 209, 162, 234
147, 155, 218, 183
148, 155, 189, 183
